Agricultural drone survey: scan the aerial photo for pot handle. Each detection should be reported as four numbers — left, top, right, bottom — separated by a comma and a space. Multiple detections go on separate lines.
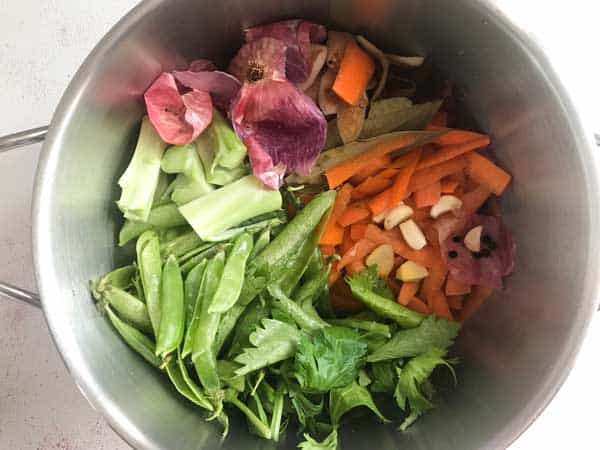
0, 127, 47, 309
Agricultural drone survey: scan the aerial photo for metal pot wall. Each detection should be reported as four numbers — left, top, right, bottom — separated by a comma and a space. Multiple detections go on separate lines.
1, 1, 599, 449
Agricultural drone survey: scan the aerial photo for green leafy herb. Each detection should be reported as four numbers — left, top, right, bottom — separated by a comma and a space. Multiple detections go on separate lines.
369, 361, 397, 394
298, 429, 338, 450
329, 381, 389, 426
294, 327, 368, 393
368, 316, 461, 363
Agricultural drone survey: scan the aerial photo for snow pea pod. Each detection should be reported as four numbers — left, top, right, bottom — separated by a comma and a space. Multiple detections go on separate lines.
249, 227, 271, 260
268, 285, 329, 332
119, 203, 187, 246
165, 357, 212, 409
293, 266, 329, 307
137, 230, 162, 337
192, 251, 225, 391
180, 243, 230, 274
90, 265, 136, 300
208, 233, 253, 314
274, 230, 319, 296
303, 248, 324, 281
177, 352, 213, 411
183, 260, 207, 332
160, 230, 204, 259
105, 305, 161, 368
156, 255, 185, 357
102, 286, 153, 334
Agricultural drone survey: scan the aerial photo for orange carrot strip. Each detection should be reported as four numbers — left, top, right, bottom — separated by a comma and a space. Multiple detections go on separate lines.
379, 168, 401, 179
398, 282, 420, 306
320, 222, 344, 246
440, 179, 459, 193
338, 205, 371, 227
431, 291, 453, 320
408, 156, 468, 192
457, 285, 494, 321
417, 137, 490, 171
465, 152, 511, 195
352, 176, 393, 200
340, 228, 355, 255
461, 185, 492, 216
332, 40, 375, 106
408, 296, 431, 314
420, 259, 448, 304
332, 184, 354, 218
367, 188, 393, 216
320, 245, 336, 257
338, 239, 377, 270
326, 133, 427, 188
414, 181, 441, 208
390, 148, 423, 206
350, 222, 369, 241
347, 260, 367, 275
349, 155, 391, 185
446, 294, 464, 310
445, 275, 472, 296
434, 129, 489, 147
320, 184, 353, 246
388, 147, 422, 169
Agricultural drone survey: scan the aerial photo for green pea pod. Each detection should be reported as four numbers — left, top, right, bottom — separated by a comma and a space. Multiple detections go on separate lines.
105, 305, 161, 368
119, 203, 187, 246
180, 243, 231, 274
177, 352, 213, 411
156, 255, 185, 357
160, 230, 204, 259
208, 233, 253, 314
249, 227, 271, 260
102, 286, 153, 334
90, 265, 136, 300
165, 357, 212, 409
137, 230, 163, 337
293, 265, 330, 307
267, 285, 329, 332
183, 261, 207, 332
303, 248, 324, 281
274, 230, 319, 296
192, 251, 225, 391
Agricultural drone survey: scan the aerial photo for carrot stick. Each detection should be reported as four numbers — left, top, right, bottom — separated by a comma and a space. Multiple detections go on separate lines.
465, 152, 512, 195
338, 205, 371, 227
408, 296, 431, 314
446, 294, 464, 310
434, 129, 489, 147
332, 184, 354, 218
320, 245, 336, 257
408, 156, 468, 192
320, 222, 344, 246
414, 181, 441, 208
417, 137, 490, 171
352, 176, 393, 200
457, 285, 494, 321
431, 291, 453, 320
350, 222, 369, 241
445, 275, 471, 296
326, 133, 427, 188
420, 259, 447, 304
332, 40, 375, 106
441, 179, 459, 193
461, 185, 492, 216
347, 260, 367, 275
364, 224, 439, 268
340, 227, 355, 255
367, 188, 393, 216
320, 184, 353, 246
349, 155, 391, 185
391, 148, 422, 206
398, 281, 420, 306
378, 168, 401, 179
338, 238, 377, 270
389, 147, 421, 169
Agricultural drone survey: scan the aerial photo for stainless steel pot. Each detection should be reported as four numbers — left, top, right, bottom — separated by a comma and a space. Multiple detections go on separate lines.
1, 0, 599, 449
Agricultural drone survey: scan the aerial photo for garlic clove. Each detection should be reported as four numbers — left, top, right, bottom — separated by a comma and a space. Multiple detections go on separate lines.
372, 210, 388, 224
430, 195, 463, 219
399, 219, 427, 250
396, 260, 429, 282
366, 244, 394, 278
384, 204, 414, 230
464, 225, 483, 253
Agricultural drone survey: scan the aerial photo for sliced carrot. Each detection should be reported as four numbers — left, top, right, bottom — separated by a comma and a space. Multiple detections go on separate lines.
320, 245, 336, 257
398, 281, 420, 306
420, 260, 447, 304
367, 188, 393, 216
326, 133, 427, 188
378, 168, 401, 179
408, 156, 468, 192
350, 222, 369, 241
417, 137, 490, 171
408, 296, 431, 314
340, 228, 355, 255
338, 205, 371, 227
445, 275, 471, 296
390, 148, 422, 206
414, 181, 441, 208
347, 260, 367, 275
431, 291, 453, 320
338, 238, 377, 270
389, 147, 422, 169
352, 176, 393, 200
422, 222, 439, 247
461, 185, 492, 216
429, 111, 448, 127
447, 294, 464, 310
332, 184, 354, 218
349, 155, 391, 185
434, 129, 489, 147
457, 285, 494, 321
332, 40, 375, 106
440, 179, 459, 193
320, 222, 344, 246
465, 152, 511, 195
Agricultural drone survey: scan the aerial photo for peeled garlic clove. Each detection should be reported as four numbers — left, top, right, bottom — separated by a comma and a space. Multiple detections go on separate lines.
384, 204, 414, 230
366, 244, 394, 278
372, 210, 388, 224
464, 225, 483, 253
396, 260, 429, 282
430, 195, 463, 219
399, 219, 427, 250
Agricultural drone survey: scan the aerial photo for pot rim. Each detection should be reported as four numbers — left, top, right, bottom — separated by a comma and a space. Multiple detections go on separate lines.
31, 1, 600, 449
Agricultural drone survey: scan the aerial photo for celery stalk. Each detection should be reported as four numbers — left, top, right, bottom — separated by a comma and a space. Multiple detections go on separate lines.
117, 116, 167, 222
161, 144, 214, 205
178, 175, 282, 240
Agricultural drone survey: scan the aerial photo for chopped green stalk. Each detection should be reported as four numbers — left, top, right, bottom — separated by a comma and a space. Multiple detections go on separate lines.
119, 203, 187, 246
155, 255, 185, 357
178, 175, 282, 241
268, 286, 329, 332
270, 388, 285, 442
152, 171, 171, 206
101, 286, 153, 334
225, 391, 272, 440
161, 144, 214, 205
117, 116, 168, 222
328, 314, 391, 338
136, 231, 163, 337
206, 165, 248, 186
209, 233, 253, 314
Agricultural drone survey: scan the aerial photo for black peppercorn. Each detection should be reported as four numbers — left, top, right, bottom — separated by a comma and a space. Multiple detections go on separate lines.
452, 235, 462, 243
448, 250, 458, 259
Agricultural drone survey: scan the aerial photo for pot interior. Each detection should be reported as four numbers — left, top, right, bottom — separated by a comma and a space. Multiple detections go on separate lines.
34, 1, 597, 449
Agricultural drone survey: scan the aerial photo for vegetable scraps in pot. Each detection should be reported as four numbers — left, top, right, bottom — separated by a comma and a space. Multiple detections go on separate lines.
231, 79, 326, 189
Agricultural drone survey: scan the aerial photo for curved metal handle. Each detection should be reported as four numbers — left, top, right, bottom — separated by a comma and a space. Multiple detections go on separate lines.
0, 126, 48, 153
0, 126, 47, 308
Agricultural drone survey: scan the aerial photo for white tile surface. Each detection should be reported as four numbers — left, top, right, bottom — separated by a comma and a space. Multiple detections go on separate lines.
0, 1, 598, 449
